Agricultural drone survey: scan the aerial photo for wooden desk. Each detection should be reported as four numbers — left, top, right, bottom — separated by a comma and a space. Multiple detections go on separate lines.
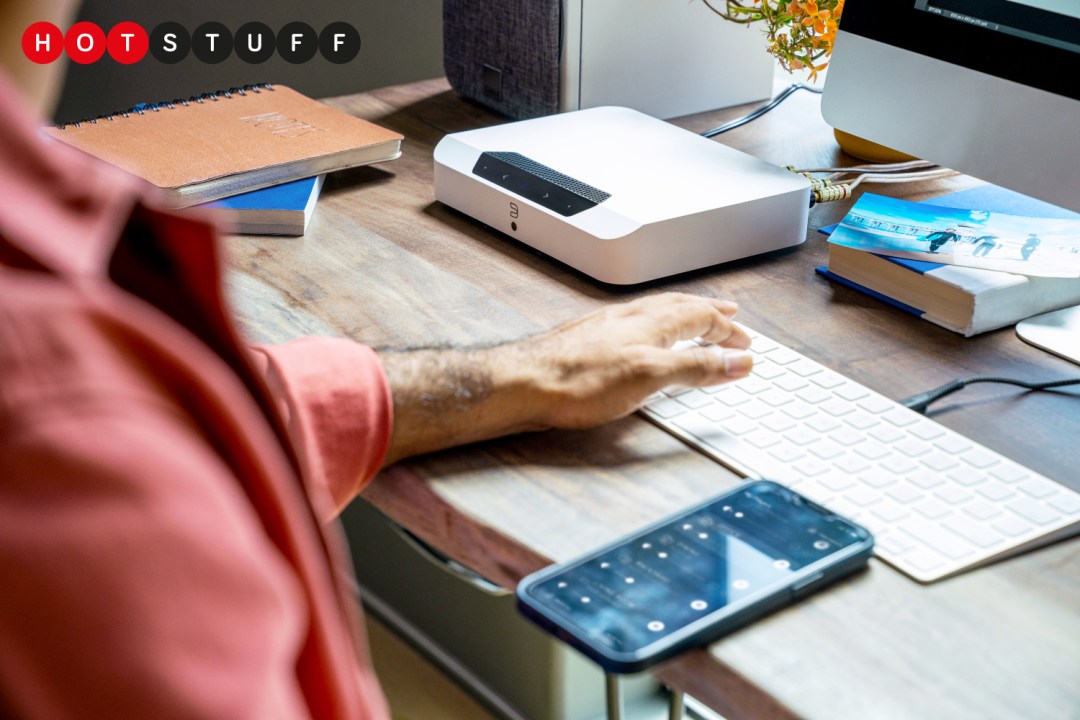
225, 79, 1080, 720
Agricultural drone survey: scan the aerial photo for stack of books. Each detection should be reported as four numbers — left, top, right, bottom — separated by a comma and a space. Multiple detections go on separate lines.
47, 84, 403, 236
816, 186, 1080, 336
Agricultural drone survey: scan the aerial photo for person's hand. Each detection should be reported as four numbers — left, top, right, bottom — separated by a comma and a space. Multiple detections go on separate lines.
379, 293, 753, 466
510, 292, 752, 429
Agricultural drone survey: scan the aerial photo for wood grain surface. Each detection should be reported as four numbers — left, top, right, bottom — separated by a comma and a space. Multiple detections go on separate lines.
224, 78, 1080, 720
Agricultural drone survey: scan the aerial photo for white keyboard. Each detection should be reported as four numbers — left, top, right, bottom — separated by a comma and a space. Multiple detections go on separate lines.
640, 326, 1080, 583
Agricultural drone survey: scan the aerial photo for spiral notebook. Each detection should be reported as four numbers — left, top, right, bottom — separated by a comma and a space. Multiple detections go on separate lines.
44, 84, 402, 208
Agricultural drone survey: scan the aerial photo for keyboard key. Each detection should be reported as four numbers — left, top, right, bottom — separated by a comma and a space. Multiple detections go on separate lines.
975, 481, 1015, 502
793, 458, 832, 477
908, 470, 945, 490
869, 425, 905, 444
805, 414, 842, 433
758, 389, 794, 407
943, 516, 1004, 548
720, 417, 758, 436
788, 359, 823, 377
700, 404, 736, 423
886, 483, 924, 504
833, 455, 872, 475
735, 376, 772, 395
796, 386, 832, 404
858, 395, 895, 414
1006, 498, 1061, 526
744, 430, 782, 450
876, 531, 916, 556
905, 547, 946, 572
810, 440, 846, 460
811, 372, 846, 389
760, 415, 796, 433
880, 455, 918, 475
835, 384, 870, 401
753, 363, 786, 380
854, 441, 891, 461
913, 498, 952, 520
784, 427, 819, 446
911, 424, 946, 441
645, 398, 686, 418
962, 449, 1000, 470
946, 466, 985, 486
963, 501, 1003, 521
883, 408, 920, 427
872, 501, 912, 523
769, 446, 807, 463
831, 426, 866, 447
900, 518, 975, 560
821, 399, 856, 417
1018, 478, 1059, 499
1049, 493, 1080, 515
749, 336, 778, 353
738, 402, 774, 420
821, 475, 857, 492
714, 387, 751, 407
777, 375, 812, 390
990, 464, 1030, 484
769, 349, 801, 365
895, 438, 933, 458
844, 486, 883, 507
675, 390, 712, 409
922, 453, 960, 473
935, 486, 974, 505
935, 435, 973, 455
782, 403, 817, 421
845, 411, 881, 431
859, 472, 896, 489
992, 515, 1033, 538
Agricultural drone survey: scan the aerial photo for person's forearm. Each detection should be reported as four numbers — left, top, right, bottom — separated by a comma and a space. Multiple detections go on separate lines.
377, 294, 755, 467
379, 342, 548, 466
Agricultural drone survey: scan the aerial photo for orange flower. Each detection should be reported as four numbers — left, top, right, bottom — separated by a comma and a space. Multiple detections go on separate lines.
800, 1, 832, 35
707, 0, 844, 75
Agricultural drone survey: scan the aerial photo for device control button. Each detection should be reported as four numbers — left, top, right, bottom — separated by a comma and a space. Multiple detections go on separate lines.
791, 572, 825, 598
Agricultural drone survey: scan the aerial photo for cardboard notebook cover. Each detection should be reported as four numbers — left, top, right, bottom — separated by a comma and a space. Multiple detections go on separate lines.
44, 84, 402, 208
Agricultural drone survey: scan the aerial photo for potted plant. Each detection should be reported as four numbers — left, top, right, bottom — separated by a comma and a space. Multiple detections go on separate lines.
702, 0, 843, 80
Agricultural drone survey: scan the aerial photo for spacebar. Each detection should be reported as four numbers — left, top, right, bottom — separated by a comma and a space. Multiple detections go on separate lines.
665, 413, 794, 482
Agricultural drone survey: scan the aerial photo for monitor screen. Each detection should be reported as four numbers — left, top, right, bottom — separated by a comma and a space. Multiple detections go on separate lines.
821, 0, 1080, 213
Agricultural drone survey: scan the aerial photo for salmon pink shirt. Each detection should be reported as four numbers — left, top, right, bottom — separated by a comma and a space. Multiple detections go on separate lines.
0, 72, 394, 719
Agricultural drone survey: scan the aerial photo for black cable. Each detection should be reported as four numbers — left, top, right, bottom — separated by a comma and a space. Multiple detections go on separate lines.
901, 376, 1080, 414
700, 83, 824, 138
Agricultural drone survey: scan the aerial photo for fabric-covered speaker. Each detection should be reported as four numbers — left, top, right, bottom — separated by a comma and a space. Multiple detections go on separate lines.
443, 0, 561, 119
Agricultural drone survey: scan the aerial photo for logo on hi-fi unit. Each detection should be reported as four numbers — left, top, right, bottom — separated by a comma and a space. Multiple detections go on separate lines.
22, 21, 361, 65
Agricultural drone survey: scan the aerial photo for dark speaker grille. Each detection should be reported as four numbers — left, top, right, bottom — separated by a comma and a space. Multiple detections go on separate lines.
488, 152, 611, 204
472, 151, 610, 217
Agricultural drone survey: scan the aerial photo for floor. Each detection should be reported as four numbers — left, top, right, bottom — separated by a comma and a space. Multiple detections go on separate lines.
366, 614, 500, 720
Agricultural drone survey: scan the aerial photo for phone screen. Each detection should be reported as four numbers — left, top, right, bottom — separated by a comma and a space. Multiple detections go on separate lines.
520, 482, 870, 657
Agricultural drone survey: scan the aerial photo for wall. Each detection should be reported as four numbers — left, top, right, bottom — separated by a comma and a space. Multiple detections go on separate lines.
54, 0, 443, 123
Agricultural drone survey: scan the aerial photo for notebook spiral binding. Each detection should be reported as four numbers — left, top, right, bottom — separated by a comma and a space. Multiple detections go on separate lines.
55, 83, 276, 130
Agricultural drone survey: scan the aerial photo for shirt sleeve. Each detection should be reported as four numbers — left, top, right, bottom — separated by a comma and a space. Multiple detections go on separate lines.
249, 337, 394, 519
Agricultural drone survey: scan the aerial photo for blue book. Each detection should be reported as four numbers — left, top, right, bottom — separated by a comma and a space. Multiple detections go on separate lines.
817, 185, 1080, 336
200, 175, 325, 236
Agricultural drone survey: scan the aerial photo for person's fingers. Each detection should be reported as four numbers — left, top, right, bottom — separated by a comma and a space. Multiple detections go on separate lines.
620, 293, 747, 349
644, 344, 754, 389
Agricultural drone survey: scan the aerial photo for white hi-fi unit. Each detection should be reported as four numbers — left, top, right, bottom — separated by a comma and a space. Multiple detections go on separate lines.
434, 107, 811, 285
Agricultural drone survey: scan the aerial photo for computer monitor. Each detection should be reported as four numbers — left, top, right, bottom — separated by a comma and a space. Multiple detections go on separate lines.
821, 0, 1080, 365
821, 0, 1080, 215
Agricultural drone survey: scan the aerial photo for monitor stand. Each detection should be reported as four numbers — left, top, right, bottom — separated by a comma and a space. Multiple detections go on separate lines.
1016, 305, 1080, 366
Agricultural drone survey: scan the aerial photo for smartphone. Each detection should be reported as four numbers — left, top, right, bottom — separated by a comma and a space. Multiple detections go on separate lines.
516, 480, 874, 674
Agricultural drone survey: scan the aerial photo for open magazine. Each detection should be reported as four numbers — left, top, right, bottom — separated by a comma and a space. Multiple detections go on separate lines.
827, 193, 1080, 278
